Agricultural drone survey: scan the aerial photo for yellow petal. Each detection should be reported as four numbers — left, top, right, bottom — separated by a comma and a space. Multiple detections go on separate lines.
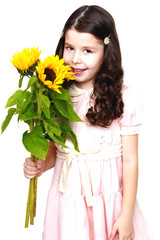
11, 47, 41, 71
36, 55, 74, 93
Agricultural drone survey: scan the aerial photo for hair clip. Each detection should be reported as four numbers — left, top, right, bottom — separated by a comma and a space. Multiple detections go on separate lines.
104, 34, 111, 45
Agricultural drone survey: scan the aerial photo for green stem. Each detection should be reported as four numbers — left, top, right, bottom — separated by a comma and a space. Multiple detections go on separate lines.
34, 175, 38, 217
24, 85, 42, 227
25, 180, 31, 228
34, 157, 38, 218
32, 87, 42, 219
37, 86, 42, 125
25, 155, 36, 227
30, 154, 35, 226
30, 177, 35, 225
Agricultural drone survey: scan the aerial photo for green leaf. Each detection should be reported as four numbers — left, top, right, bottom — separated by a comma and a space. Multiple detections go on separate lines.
5, 90, 23, 108
54, 108, 69, 122
22, 126, 49, 160
49, 104, 56, 119
59, 122, 79, 152
26, 75, 38, 89
19, 103, 39, 121
49, 134, 67, 149
49, 87, 72, 103
39, 94, 51, 119
54, 99, 82, 122
16, 91, 32, 113
43, 119, 61, 138
1, 108, 16, 133
42, 118, 67, 148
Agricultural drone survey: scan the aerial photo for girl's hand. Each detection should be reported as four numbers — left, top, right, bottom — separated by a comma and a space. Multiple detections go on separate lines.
23, 157, 45, 179
110, 214, 134, 240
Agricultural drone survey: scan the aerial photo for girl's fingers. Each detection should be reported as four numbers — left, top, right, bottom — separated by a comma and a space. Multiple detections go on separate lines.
23, 166, 39, 179
37, 159, 44, 169
23, 162, 38, 173
23, 157, 41, 179
25, 157, 37, 167
110, 223, 118, 240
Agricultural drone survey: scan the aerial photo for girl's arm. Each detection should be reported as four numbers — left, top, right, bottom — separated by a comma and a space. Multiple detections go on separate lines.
24, 141, 56, 179
121, 134, 138, 219
111, 134, 138, 240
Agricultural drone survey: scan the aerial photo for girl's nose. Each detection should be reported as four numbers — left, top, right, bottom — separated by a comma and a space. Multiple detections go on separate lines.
72, 51, 81, 64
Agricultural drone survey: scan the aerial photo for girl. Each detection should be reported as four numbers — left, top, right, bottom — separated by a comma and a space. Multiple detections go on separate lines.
24, 5, 154, 240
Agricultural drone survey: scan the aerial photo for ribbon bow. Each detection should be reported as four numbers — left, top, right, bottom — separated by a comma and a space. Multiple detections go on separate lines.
57, 142, 103, 207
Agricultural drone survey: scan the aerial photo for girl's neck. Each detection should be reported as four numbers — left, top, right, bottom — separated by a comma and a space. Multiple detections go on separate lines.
75, 81, 94, 91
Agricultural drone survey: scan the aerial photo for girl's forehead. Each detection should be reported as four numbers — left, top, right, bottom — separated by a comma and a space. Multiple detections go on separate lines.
65, 28, 103, 47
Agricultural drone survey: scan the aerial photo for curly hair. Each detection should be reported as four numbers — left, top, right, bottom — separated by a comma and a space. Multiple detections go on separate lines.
55, 5, 124, 127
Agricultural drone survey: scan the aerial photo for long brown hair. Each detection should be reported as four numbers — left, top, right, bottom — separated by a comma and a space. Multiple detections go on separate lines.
56, 5, 124, 127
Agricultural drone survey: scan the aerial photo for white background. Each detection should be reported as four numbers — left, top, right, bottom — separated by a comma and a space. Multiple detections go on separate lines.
0, 0, 159, 239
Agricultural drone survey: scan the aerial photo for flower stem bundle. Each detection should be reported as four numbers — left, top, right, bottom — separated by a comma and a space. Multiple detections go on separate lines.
25, 155, 37, 227
1, 47, 82, 227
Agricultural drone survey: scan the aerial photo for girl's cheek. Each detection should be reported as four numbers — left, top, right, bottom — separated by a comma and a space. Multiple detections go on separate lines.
63, 52, 69, 64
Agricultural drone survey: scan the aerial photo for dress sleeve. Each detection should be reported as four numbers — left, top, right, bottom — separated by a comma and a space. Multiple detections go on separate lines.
119, 86, 143, 135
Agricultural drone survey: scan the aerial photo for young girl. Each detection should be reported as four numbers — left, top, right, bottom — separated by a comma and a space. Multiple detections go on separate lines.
24, 5, 154, 240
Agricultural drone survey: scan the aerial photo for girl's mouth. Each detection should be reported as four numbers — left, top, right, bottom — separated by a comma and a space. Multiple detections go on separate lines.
72, 68, 86, 75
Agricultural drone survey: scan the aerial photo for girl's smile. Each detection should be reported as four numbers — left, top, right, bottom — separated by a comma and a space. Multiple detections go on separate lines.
72, 68, 86, 73
63, 28, 104, 90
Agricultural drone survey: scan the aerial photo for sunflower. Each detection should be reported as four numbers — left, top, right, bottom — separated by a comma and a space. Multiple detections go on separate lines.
11, 47, 41, 71
36, 55, 75, 93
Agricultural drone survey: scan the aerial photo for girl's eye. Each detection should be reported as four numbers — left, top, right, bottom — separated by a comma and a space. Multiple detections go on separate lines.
66, 46, 73, 51
84, 49, 92, 54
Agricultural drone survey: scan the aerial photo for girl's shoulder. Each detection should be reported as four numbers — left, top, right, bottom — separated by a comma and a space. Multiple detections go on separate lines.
119, 85, 143, 134
121, 84, 143, 111
122, 84, 140, 100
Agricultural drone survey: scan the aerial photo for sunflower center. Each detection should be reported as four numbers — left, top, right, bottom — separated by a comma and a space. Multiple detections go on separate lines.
44, 68, 56, 82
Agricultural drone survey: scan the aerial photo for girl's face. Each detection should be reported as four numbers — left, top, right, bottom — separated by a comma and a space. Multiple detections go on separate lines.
63, 28, 104, 90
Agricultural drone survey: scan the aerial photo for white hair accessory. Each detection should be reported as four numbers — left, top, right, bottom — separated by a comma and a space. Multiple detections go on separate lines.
104, 34, 111, 45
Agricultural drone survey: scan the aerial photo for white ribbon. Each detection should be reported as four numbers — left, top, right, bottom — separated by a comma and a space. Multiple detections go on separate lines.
57, 143, 103, 207
56, 141, 122, 207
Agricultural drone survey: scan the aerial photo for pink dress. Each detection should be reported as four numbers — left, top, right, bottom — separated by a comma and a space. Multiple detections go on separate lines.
43, 84, 154, 240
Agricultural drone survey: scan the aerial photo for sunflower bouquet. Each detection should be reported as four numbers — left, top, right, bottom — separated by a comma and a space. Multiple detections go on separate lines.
1, 47, 82, 228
